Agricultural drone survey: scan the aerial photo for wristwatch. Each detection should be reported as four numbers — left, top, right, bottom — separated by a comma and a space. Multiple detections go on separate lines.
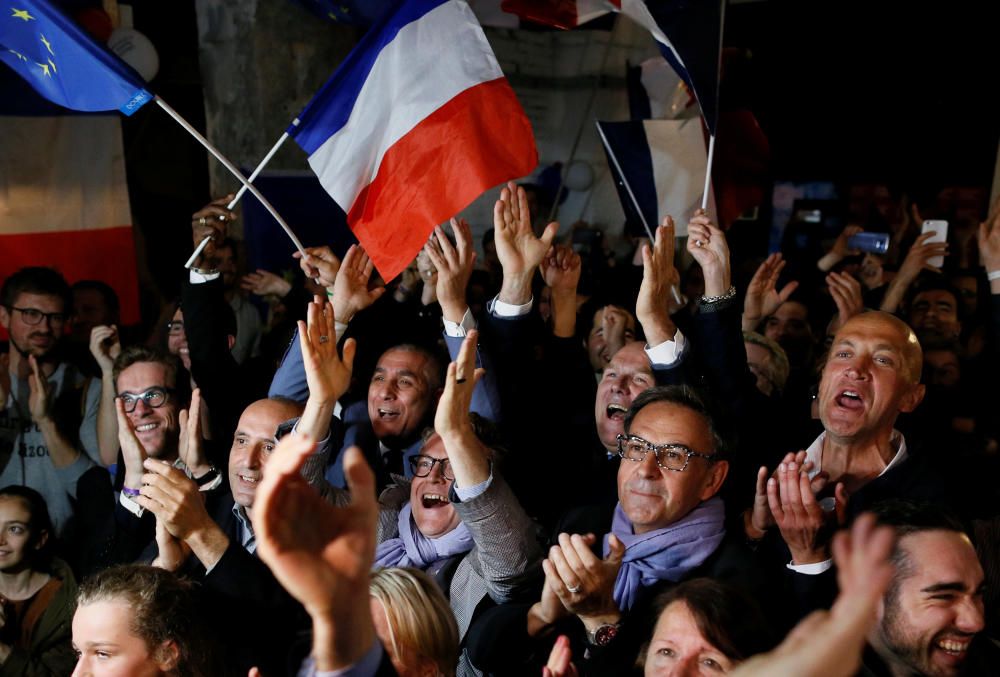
588, 622, 620, 647
195, 466, 220, 487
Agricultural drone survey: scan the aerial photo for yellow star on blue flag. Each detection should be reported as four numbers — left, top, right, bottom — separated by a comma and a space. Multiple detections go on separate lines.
0, 0, 151, 114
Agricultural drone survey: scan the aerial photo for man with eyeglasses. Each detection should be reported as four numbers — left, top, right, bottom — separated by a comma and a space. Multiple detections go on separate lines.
0, 267, 98, 535
473, 385, 757, 673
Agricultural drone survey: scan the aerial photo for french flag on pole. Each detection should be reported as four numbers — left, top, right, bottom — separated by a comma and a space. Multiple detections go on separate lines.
289, 0, 538, 281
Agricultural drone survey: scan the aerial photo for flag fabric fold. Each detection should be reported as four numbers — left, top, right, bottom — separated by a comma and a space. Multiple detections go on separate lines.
498, 0, 723, 133
289, 0, 537, 281
0, 0, 151, 115
597, 118, 712, 237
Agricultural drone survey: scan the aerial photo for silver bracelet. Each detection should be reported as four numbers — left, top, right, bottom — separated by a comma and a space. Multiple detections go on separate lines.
700, 285, 737, 305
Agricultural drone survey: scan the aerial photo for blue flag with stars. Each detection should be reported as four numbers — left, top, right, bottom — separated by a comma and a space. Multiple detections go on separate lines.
0, 0, 152, 115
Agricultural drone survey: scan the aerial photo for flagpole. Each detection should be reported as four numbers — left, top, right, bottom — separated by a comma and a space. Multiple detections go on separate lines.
153, 97, 308, 258
226, 119, 300, 210
597, 122, 683, 306
595, 122, 654, 241
700, 132, 715, 212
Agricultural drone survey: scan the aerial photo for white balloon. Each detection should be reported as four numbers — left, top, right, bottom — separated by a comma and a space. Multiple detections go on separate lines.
108, 27, 159, 82
563, 160, 594, 192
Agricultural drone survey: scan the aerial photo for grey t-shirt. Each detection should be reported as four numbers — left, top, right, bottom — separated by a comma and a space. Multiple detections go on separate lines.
0, 361, 98, 535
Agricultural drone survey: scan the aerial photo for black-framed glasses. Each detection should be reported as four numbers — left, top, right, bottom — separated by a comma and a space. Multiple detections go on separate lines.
616, 434, 717, 472
408, 454, 455, 481
166, 320, 185, 335
6, 306, 68, 326
119, 387, 174, 413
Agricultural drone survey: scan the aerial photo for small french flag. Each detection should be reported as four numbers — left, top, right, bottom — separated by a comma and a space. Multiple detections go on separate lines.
290, 0, 537, 281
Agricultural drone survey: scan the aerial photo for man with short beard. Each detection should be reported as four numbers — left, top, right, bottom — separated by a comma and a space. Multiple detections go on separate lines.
861, 500, 998, 677
0, 267, 98, 535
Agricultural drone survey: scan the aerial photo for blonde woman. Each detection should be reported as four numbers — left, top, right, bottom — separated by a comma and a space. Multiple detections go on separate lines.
370, 568, 459, 677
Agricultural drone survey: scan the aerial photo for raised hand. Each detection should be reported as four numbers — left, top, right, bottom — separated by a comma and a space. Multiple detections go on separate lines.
328, 245, 385, 325
686, 209, 731, 297
0, 353, 9, 414
494, 181, 559, 305
255, 438, 378, 670
743, 253, 799, 332
767, 460, 848, 565
636, 217, 679, 346
135, 460, 216, 541
543, 636, 579, 677
897, 231, 949, 280
89, 325, 121, 374
177, 389, 210, 477
979, 198, 1000, 276
826, 271, 864, 334
26, 355, 52, 424
191, 195, 236, 262
116, 397, 147, 492
423, 218, 477, 323
294, 245, 342, 290
298, 296, 356, 407
152, 516, 192, 572
434, 331, 483, 441
730, 514, 894, 677
546, 533, 624, 631
818, 225, 864, 272
746, 451, 823, 539
241, 269, 293, 298
541, 245, 582, 294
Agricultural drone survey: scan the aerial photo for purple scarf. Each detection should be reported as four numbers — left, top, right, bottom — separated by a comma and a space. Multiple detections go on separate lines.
374, 503, 474, 570
603, 496, 726, 610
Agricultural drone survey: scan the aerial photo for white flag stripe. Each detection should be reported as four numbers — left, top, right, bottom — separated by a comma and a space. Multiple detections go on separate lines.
307, 0, 502, 210
0, 115, 131, 235
619, 0, 685, 70
644, 118, 710, 236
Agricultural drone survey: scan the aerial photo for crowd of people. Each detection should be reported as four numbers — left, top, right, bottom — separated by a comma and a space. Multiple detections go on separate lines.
0, 180, 998, 676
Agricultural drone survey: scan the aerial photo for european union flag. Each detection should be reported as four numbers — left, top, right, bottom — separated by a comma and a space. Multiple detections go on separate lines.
0, 0, 151, 115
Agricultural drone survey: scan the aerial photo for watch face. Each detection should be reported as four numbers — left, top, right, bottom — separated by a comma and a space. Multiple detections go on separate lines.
594, 623, 619, 646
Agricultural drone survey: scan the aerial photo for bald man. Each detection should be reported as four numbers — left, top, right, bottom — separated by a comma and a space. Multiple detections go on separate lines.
756, 312, 991, 615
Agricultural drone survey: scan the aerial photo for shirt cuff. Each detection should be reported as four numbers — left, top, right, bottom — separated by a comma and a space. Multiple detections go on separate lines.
645, 328, 687, 367
786, 559, 833, 575
455, 472, 494, 501
442, 308, 477, 337
334, 321, 348, 342
489, 295, 533, 317
119, 491, 144, 518
189, 269, 221, 284
304, 641, 383, 677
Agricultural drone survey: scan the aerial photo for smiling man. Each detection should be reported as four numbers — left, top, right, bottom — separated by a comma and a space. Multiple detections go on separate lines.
863, 500, 997, 677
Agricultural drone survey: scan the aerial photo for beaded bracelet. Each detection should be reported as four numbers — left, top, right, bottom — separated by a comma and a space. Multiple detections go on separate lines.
122, 486, 141, 498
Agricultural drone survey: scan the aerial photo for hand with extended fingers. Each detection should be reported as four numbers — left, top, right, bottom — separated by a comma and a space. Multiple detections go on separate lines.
743, 253, 799, 332
766, 459, 848, 565
494, 181, 559, 305
423, 218, 476, 323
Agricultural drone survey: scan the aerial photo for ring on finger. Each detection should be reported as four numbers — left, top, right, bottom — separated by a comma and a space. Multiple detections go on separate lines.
198, 216, 207, 226
566, 584, 582, 594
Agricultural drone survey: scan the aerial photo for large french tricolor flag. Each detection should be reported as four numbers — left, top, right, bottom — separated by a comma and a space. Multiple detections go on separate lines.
289, 0, 537, 281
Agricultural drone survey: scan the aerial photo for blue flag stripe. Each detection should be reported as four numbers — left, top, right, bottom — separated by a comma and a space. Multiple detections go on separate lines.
598, 120, 658, 237
289, 0, 449, 153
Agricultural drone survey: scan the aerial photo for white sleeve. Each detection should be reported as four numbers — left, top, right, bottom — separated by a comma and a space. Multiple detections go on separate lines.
786, 559, 834, 575
442, 308, 477, 337
644, 328, 687, 367
488, 295, 533, 318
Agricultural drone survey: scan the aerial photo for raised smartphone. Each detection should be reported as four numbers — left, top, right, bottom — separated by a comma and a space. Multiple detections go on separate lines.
921, 220, 949, 269
847, 232, 890, 255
